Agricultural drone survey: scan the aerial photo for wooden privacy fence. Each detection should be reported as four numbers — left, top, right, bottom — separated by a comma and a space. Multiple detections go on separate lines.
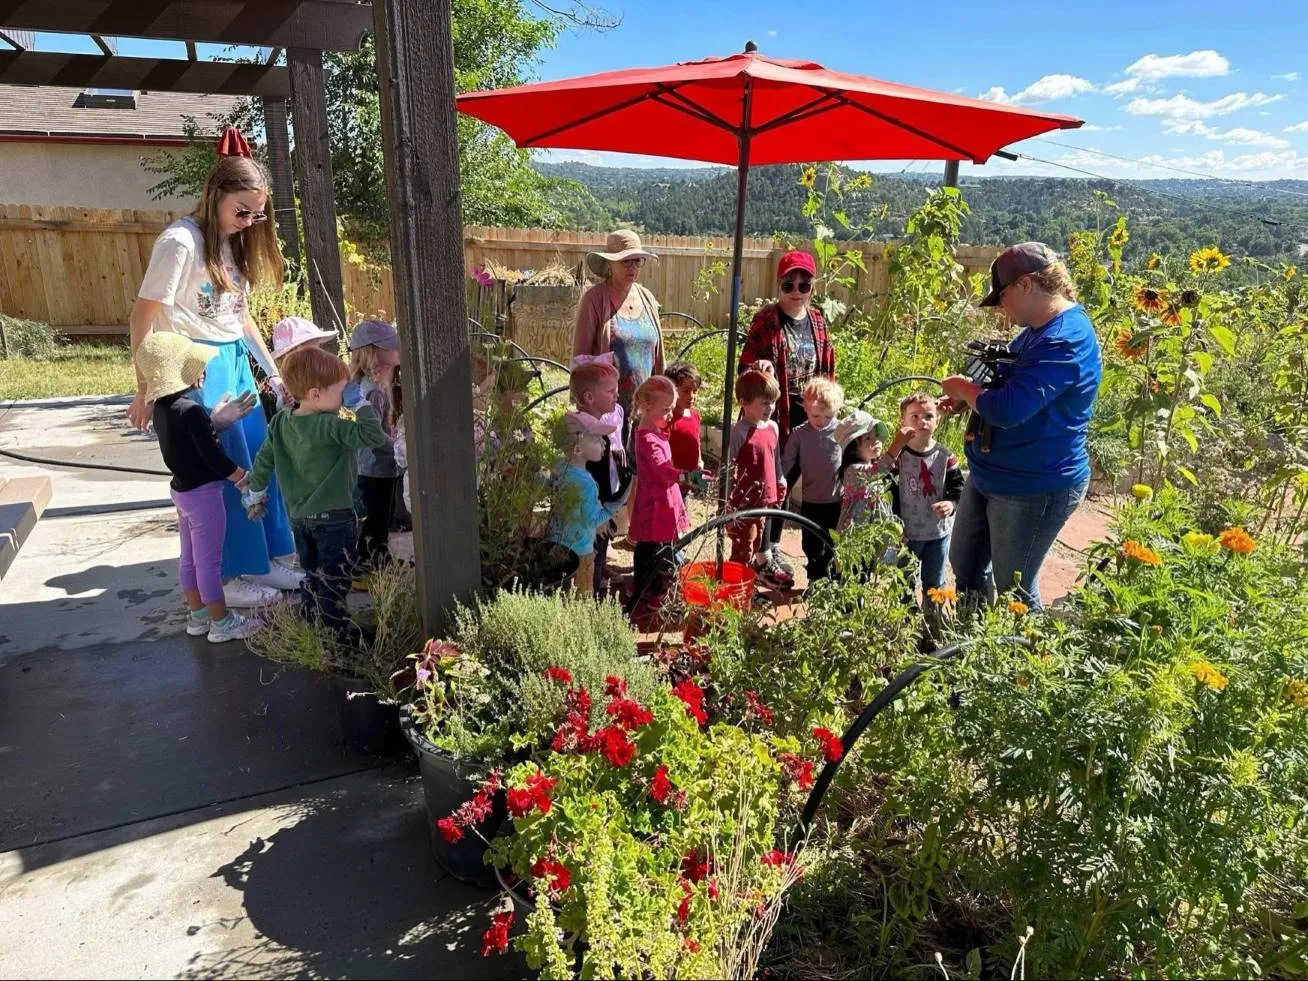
0, 206, 1002, 337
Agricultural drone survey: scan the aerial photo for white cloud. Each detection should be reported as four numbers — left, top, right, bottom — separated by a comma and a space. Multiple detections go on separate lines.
1123, 50, 1230, 80
978, 74, 1095, 105
766, 29, 777, 37
1102, 77, 1142, 95
1080, 124, 1122, 132
1140, 149, 1308, 174
1286, 121, 1308, 133
1161, 119, 1289, 148
1125, 92, 1284, 120
1273, 71, 1301, 81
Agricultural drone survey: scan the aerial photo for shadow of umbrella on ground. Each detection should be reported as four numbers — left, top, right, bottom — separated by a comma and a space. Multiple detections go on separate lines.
181, 776, 522, 980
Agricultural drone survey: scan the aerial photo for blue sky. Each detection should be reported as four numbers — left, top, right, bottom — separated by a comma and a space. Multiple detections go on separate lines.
30, 4, 1308, 181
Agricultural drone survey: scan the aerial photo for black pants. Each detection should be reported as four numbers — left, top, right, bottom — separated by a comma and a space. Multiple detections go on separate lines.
357, 475, 400, 572
292, 512, 356, 637
799, 500, 841, 582
632, 542, 676, 606
767, 397, 809, 548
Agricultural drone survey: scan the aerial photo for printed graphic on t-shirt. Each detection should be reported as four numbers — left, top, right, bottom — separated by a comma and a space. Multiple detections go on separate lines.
196, 258, 248, 322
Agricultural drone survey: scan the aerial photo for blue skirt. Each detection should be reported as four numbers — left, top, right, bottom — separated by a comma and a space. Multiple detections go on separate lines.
195, 338, 295, 579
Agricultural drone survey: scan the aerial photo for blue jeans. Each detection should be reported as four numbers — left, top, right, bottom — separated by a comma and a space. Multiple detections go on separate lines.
291, 512, 357, 636
904, 536, 949, 607
949, 477, 1088, 609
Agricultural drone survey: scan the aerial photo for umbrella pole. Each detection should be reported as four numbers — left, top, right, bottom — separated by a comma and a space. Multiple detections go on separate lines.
716, 81, 754, 576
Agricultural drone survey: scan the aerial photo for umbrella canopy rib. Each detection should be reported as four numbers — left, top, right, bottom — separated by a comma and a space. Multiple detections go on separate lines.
519, 83, 684, 146
819, 89, 976, 160
748, 91, 844, 137
650, 86, 739, 133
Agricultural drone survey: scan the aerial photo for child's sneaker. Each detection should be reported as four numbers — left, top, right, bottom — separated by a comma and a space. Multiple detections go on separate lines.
767, 548, 795, 580
755, 553, 795, 590
208, 610, 260, 644
185, 609, 210, 636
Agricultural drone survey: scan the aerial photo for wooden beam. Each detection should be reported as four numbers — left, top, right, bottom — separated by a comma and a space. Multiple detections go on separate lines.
373, 0, 480, 634
265, 46, 282, 65
0, 28, 33, 50
0, 50, 291, 97
261, 97, 299, 264
90, 33, 115, 55
184, 40, 196, 60
0, 2, 372, 52
287, 46, 345, 332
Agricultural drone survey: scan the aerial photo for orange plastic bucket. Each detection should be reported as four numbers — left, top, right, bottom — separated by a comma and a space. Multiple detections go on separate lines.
679, 561, 755, 640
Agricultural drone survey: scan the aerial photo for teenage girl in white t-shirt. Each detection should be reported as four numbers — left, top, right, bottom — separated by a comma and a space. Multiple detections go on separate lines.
129, 156, 300, 608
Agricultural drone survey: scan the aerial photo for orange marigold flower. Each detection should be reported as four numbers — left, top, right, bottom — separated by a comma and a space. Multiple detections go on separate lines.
1008, 600, 1029, 616
1218, 527, 1256, 555
1189, 661, 1229, 691
926, 586, 958, 604
1284, 678, 1308, 710
1121, 539, 1163, 567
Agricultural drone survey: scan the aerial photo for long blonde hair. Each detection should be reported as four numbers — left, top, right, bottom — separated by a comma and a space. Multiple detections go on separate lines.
193, 156, 284, 295
1029, 261, 1078, 303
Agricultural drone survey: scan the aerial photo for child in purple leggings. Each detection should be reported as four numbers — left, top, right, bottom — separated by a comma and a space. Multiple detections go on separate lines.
136, 332, 262, 643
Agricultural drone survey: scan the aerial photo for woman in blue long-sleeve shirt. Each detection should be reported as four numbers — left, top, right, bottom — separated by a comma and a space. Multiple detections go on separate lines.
941, 243, 1102, 609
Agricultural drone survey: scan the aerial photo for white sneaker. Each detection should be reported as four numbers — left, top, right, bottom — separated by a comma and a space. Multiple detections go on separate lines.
186, 612, 211, 636
245, 562, 305, 591
208, 610, 260, 644
223, 578, 283, 608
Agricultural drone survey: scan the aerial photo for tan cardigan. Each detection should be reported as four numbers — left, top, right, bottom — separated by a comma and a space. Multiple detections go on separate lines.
571, 282, 665, 375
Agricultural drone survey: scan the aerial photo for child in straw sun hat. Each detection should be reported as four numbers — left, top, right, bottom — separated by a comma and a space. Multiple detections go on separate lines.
136, 331, 263, 644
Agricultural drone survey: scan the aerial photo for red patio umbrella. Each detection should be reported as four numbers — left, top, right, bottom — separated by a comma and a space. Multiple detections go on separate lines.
457, 43, 1083, 559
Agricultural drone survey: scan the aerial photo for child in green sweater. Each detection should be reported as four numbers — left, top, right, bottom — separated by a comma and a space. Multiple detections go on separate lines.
244, 346, 385, 636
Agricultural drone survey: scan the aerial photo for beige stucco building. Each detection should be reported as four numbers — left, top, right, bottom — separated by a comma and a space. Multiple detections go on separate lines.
0, 86, 240, 210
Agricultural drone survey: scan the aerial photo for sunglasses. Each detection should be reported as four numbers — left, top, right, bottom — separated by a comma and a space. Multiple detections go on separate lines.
235, 207, 268, 223
780, 279, 812, 294
619, 257, 645, 268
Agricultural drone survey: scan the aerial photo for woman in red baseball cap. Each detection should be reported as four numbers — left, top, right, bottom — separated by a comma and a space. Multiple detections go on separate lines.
736, 250, 836, 588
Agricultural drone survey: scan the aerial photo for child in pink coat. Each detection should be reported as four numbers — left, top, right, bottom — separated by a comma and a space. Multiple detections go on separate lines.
628, 375, 689, 606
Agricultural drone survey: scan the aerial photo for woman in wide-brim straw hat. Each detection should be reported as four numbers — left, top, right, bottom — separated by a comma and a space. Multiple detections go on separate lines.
573, 229, 665, 419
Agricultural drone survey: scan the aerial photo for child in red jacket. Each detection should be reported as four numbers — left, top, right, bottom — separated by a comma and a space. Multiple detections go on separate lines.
727, 369, 791, 588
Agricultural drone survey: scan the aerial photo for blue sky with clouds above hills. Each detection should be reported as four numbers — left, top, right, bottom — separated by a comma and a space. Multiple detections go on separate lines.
531, 0, 1308, 180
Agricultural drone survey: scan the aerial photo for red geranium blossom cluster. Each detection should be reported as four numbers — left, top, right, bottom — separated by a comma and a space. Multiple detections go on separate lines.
672, 680, 708, 726
593, 725, 636, 767
650, 763, 673, 803
744, 690, 774, 726
604, 675, 627, 697
530, 855, 571, 895
811, 726, 844, 763
544, 665, 573, 685
481, 909, 514, 956
506, 769, 557, 818
779, 752, 816, 791
761, 849, 796, 867
551, 686, 593, 752
606, 697, 654, 730
436, 769, 502, 844
681, 848, 713, 884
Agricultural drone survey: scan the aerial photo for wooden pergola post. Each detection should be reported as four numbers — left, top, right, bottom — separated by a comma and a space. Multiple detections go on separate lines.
372, 0, 480, 634
262, 97, 300, 265
288, 46, 346, 331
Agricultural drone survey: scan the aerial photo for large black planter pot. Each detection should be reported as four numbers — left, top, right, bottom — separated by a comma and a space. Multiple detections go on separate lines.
399, 706, 505, 888
329, 674, 408, 757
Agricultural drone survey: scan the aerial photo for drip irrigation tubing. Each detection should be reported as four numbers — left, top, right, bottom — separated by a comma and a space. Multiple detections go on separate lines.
674, 327, 745, 361
796, 633, 1034, 837
0, 445, 169, 477
857, 375, 943, 409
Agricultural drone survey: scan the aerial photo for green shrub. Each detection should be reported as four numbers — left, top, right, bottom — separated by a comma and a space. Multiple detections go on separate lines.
0, 315, 61, 359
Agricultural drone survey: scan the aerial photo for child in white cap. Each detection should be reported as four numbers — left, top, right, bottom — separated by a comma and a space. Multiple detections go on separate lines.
548, 412, 625, 596
135, 332, 262, 643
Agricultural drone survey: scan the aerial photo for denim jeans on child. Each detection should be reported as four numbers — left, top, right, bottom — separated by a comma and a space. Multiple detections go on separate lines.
291, 510, 357, 635
904, 535, 949, 606
948, 477, 1089, 609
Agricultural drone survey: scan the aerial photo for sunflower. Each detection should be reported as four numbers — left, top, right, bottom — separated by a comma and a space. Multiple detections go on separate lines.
798, 166, 817, 188
1146, 252, 1163, 271
1007, 600, 1029, 616
1109, 223, 1130, 249
1218, 527, 1256, 555
1284, 265, 1298, 282
1121, 539, 1163, 567
848, 173, 873, 190
1134, 287, 1167, 313
1189, 661, 1229, 691
1178, 289, 1200, 308
1188, 246, 1231, 274
1115, 332, 1147, 362
1161, 306, 1182, 326
927, 586, 958, 605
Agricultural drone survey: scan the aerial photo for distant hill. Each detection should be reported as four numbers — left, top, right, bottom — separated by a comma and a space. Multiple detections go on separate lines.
534, 161, 1308, 264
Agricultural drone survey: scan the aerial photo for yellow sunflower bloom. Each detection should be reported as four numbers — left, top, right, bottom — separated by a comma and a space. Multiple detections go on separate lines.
1121, 539, 1163, 567
1188, 246, 1230, 274
1115, 332, 1147, 362
1189, 661, 1229, 691
1218, 527, 1256, 555
799, 166, 817, 188
1146, 252, 1163, 271
1134, 287, 1167, 313
1283, 265, 1297, 282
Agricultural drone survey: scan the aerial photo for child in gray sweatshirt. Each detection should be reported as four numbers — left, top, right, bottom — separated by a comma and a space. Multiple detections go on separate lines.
780, 378, 845, 582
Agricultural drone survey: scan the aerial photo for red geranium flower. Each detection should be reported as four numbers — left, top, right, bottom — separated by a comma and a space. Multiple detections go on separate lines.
551, 687, 594, 753
506, 786, 535, 818
436, 816, 464, 844
761, 849, 795, 867
744, 690, 774, 726
604, 675, 627, 697
676, 880, 692, 926
681, 849, 711, 884
607, 697, 654, 731
481, 910, 514, 956
684, 938, 700, 953
545, 666, 573, 685
530, 856, 571, 895
779, 752, 816, 791
671, 680, 708, 726
811, 727, 844, 763
650, 764, 673, 804
707, 878, 720, 900
594, 726, 636, 767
